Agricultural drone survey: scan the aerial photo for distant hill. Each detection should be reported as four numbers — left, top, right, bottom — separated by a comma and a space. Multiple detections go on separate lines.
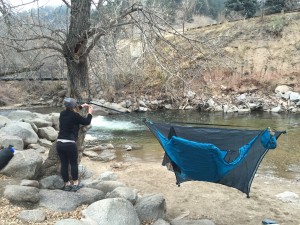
152, 10, 300, 97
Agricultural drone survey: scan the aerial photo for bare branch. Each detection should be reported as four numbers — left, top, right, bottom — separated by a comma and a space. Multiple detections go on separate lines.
0, 63, 44, 77
2, 43, 64, 54
62, 0, 72, 9
85, 3, 143, 55
0, 35, 64, 46
9, 0, 36, 10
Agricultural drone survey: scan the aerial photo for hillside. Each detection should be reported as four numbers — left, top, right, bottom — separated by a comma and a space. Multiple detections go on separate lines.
1, 11, 300, 107
172, 11, 300, 96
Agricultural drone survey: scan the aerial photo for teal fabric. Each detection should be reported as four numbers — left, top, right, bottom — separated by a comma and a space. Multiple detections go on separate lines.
260, 128, 277, 149
157, 131, 259, 182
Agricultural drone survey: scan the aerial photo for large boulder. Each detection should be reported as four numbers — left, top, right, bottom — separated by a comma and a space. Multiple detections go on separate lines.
17, 209, 46, 223
85, 180, 125, 194
7, 110, 35, 121
38, 127, 58, 141
30, 118, 52, 128
0, 115, 11, 128
0, 121, 39, 146
39, 188, 105, 212
0, 149, 43, 179
50, 113, 60, 130
0, 133, 23, 150
81, 198, 140, 225
4, 185, 40, 203
106, 186, 138, 205
135, 193, 167, 222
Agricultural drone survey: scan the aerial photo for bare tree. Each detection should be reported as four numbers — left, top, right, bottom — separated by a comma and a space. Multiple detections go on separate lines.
0, 0, 228, 177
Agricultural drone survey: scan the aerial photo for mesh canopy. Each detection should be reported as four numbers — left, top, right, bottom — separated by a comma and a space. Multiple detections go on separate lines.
144, 120, 285, 197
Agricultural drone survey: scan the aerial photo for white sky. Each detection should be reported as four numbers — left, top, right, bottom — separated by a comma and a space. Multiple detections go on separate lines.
9, 0, 65, 11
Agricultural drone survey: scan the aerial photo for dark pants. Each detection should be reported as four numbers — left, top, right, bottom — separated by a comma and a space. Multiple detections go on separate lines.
57, 142, 78, 182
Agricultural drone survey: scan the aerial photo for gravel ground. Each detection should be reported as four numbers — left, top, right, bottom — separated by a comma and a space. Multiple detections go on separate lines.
0, 175, 87, 225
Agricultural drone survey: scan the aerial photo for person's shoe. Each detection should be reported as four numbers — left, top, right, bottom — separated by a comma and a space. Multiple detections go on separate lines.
71, 184, 83, 192
63, 185, 72, 191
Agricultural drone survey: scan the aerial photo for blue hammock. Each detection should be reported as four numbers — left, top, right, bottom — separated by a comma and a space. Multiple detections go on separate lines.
144, 120, 285, 197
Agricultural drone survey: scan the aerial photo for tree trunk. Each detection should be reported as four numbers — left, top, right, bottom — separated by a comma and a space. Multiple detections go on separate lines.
40, 0, 92, 178
63, 0, 92, 101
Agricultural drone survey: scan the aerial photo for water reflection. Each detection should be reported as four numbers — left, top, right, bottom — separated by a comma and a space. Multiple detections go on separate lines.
88, 110, 300, 180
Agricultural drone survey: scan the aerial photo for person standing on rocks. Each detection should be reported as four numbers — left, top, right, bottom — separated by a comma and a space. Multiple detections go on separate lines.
57, 98, 93, 192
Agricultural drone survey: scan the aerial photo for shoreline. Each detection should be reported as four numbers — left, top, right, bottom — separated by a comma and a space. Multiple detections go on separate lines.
0, 158, 299, 225
82, 159, 300, 225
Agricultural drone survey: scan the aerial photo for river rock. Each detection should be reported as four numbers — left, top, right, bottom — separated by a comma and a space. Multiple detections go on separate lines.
135, 193, 166, 222
7, 110, 35, 121
17, 209, 46, 223
1, 149, 43, 179
4, 185, 40, 203
0, 121, 39, 146
82, 198, 140, 225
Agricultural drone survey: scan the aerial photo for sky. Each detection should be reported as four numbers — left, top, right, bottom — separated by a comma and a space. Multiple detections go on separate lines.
9, 0, 65, 11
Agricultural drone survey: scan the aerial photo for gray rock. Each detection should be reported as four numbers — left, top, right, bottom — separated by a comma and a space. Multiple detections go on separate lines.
0, 121, 38, 146
0, 115, 11, 128
20, 180, 40, 188
271, 105, 283, 113
39, 189, 82, 212
38, 138, 52, 148
31, 118, 53, 128
85, 180, 125, 194
4, 185, 40, 203
1, 149, 43, 179
39, 175, 64, 189
0, 134, 23, 150
7, 110, 35, 121
82, 198, 140, 225
38, 127, 58, 141
77, 187, 105, 205
92, 149, 116, 162
98, 171, 118, 181
275, 85, 292, 94
290, 92, 300, 102
39, 188, 105, 212
135, 193, 166, 222
50, 113, 60, 130
106, 186, 138, 204
83, 150, 99, 158
17, 209, 46, 222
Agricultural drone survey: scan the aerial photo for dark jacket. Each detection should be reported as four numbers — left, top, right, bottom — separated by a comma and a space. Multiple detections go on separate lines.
57, 109, 92, 141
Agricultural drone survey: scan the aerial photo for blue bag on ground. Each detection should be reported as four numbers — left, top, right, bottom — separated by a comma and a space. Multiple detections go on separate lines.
0, 145, 15, 170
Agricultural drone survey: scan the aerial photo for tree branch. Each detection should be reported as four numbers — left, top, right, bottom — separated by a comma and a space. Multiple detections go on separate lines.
62, 0, 72, 9
2, 43, 64, 54
84, 3, 143, 55
0, 35, 64, 46
0, 63, 44, 77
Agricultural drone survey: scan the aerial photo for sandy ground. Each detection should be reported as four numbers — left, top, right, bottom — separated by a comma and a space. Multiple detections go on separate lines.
0, 158, 299, 225
82, 158, 300, 225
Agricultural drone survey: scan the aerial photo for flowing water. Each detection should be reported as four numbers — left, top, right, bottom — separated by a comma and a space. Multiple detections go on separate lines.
88, 110, 300, 180
1, 107, 299, 180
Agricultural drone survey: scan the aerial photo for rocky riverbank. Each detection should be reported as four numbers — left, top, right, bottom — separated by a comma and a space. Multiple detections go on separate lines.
4, 84, 298, 115
0, 107, 299, 225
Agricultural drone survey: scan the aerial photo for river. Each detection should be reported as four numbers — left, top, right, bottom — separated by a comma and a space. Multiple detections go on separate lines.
88, 110, 300, 181
1, 107, 299, 181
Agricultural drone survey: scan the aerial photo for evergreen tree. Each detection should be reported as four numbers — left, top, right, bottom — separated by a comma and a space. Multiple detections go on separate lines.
194, 0, 224, 19
224, 0, 258, 18
146, 0, 180, 23
264, 0, 285, 14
